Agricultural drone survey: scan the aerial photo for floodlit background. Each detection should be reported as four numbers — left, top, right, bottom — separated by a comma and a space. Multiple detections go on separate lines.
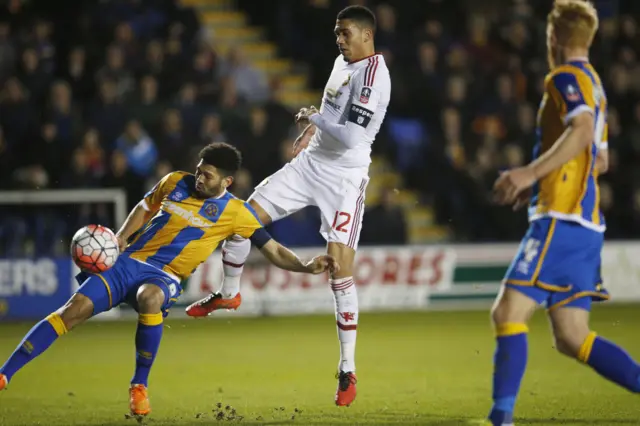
0, 0, 639, 424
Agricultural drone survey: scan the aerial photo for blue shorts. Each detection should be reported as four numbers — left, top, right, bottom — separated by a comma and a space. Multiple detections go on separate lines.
504, 218, 609, 311
76, 256, 182, 317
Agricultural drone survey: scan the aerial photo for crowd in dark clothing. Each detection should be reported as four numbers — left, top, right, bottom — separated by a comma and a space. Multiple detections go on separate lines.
1, 0, 639, 256
242, 0, 640, 241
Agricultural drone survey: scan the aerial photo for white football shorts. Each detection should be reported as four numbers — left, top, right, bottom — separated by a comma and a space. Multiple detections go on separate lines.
249, 151, 369, 250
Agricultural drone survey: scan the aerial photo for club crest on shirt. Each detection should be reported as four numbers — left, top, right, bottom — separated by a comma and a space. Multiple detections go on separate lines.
360, 87, 371, 104
204, 203, 218, 218
565, 84, 581, 102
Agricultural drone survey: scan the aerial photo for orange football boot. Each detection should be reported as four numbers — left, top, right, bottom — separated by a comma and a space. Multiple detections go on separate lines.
185, 292, 242, 317
335, 371, 357, 407
129, 384, 151, 416
0, 374, 8, 391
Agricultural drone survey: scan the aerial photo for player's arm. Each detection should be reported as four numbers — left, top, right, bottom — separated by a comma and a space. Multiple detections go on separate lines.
307, 66, 385, 148
115, 173, 179, 249
114, 203, 150, 251
292, 122, 317, 157
595, 150, 608, 174
528, 112, 594, 180
250, 229, 339, 274
528, 71, 597, 180
595, 123, 609, 174
234, 202, 339, 274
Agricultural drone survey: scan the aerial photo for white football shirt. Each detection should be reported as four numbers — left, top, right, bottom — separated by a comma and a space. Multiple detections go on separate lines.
307, 53, 391, 168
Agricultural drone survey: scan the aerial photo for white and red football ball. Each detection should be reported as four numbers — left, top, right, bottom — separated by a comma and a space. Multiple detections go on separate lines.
70, 225, 120, 273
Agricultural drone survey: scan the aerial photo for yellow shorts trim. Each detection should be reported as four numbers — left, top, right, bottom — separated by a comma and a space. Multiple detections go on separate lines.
536, 281, 572, 292
547, 291, 611, 312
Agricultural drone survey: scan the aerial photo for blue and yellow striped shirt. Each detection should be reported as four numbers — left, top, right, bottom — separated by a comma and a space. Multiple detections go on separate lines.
529, 59, 607, 232
125, 171, 263, 280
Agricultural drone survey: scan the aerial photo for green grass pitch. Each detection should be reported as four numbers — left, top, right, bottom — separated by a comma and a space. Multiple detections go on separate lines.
1, 304, 639, 425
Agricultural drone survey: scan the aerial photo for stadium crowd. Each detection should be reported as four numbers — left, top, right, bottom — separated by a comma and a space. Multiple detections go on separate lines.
0, 0, 639, 256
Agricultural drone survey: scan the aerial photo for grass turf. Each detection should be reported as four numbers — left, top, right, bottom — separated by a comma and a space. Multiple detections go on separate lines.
1, 304, 639, 425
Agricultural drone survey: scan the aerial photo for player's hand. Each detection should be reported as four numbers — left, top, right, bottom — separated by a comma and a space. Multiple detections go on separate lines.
295, 106, 319, 124
304, 255, 340, 275
512, 187, 532, 211
115, 233, 127, 253
292, 124, 316, 157
493, 167, 537, 206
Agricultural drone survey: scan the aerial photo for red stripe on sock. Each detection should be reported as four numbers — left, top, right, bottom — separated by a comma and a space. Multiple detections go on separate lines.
331, 280, 354, 291
222, 259, 244, 268
337, 321, 357, 331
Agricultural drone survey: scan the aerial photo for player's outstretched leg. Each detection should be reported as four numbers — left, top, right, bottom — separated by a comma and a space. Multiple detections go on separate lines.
487, 288, 537, 426
0, 293, 94, 390
185, 236, 248, 317
129, 284, 166, 417
549, 306, 640, 393
328, 243, 359, 407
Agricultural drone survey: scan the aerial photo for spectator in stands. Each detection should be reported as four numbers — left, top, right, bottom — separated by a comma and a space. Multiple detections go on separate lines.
0, 22, 16, 84
174, 82, 203, 135
199, 112, 226, 145
113, 22, 140, 68
360, 187, 407, 246
115, 119, 157, 178
219, 47, 269, 104
87, 78, 127, 147
157, 108, 186, 168
96, 45, 134, 99
47, 80, 81, 146
29, 121, 66, 187
231, 168, 253, 201
104, 150, 145, 211
0, 77, 33, 147
31, 20, 55, 74
0, 126, 13, 188
188, 48, 218, 101
59, 46, 93, 104
18, 47, 50, 105
127, 75, 165, 135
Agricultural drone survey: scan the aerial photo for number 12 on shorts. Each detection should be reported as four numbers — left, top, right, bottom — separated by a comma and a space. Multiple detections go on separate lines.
332, 211, 352, 233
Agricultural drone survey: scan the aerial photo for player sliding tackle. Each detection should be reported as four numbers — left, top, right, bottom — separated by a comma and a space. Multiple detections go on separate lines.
0, 143, 338, 418
186, 5, 391, 407
485, 1, 640, 425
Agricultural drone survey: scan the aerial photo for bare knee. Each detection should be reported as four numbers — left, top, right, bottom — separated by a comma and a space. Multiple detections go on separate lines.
491, 287, 537, 327
136, 284, 165, 314
327, 242, 355, 279
549, 307, 591, 358
57, 293, 94, 331
553, 330, 589, 357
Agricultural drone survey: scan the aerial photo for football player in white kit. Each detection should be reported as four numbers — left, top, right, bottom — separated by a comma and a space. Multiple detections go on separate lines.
186, 5, 390, 407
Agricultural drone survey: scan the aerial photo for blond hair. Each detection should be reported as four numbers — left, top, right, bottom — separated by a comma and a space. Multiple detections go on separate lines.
547, 0, 599, 48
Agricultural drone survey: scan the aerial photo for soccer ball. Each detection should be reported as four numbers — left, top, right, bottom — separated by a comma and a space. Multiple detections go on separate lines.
70, 225, 120, 273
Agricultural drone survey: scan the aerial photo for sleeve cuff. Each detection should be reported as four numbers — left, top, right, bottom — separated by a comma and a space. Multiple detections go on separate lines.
563, 105, 593, 126
308, 113, 322, 127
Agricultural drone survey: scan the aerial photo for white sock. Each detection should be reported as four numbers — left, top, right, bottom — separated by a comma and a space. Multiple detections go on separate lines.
331, 277, 358, 373
220, 236, 250, 298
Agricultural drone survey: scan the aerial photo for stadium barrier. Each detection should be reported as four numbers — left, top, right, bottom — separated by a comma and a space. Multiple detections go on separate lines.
1, 242, 638, 320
